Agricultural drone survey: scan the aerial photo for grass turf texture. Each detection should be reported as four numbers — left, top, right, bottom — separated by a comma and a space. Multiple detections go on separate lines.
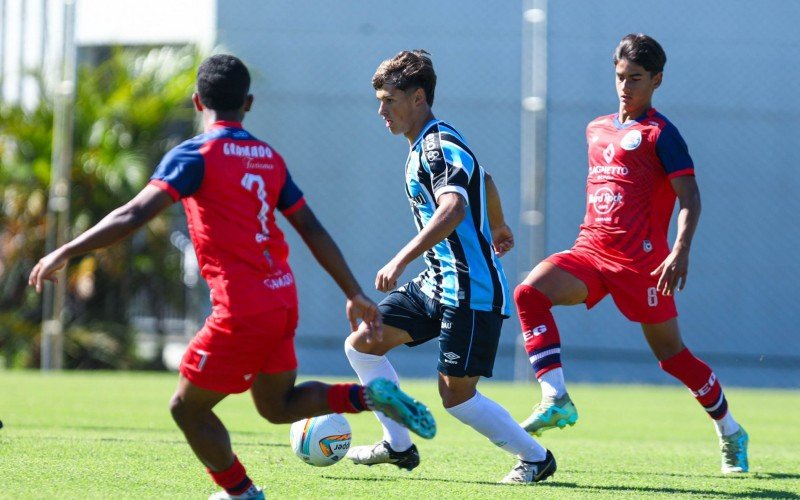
0, 371, 797, 499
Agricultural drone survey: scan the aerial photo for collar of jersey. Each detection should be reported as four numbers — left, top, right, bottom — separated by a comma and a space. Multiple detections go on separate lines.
209, 120, 243, 130
411, 118, 442, 149
613, 108, 656, 130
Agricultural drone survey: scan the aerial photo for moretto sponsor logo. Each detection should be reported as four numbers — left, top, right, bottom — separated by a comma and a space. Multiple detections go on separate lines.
589, 165, 629, 176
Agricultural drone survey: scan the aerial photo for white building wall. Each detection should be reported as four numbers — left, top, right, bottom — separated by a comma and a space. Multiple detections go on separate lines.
0, 0, 215, 105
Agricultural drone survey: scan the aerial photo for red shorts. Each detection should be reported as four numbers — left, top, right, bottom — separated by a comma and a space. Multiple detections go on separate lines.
545, 249, 677, 324
179, 306, 299, 394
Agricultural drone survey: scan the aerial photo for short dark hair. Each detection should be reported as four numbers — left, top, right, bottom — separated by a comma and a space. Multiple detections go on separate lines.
196, 54, 251, 111
613, 34, 667, 76
372, 50, 436, 106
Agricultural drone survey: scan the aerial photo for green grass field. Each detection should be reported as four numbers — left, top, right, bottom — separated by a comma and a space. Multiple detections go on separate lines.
0, 371, 798, 499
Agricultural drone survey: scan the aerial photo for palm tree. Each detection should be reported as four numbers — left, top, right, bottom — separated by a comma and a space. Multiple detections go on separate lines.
0, 45, 201, 369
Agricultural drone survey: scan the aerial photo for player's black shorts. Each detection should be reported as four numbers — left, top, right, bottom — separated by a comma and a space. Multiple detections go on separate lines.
378, 280, 503, 378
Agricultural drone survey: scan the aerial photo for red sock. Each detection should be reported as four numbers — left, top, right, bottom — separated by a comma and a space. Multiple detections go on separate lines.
660, 347, 729, 419
327, 383, 368, 414
514, 284, 562, 378
207, 455, 253, 496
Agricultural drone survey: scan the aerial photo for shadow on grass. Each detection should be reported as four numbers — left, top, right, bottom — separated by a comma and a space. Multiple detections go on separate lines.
16, 432, 286, 449
571, 467, 800, 482
751, 472, 800, 480
322, 473, 799, 498
321, 475, 500, 486
544, 481, 799, 499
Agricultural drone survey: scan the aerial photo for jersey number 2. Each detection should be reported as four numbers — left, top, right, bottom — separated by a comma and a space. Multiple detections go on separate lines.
241, 173, 270, 243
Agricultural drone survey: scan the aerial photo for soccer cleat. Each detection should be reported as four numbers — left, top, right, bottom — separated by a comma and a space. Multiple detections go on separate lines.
365, 378, 437, 439
346, 440, 420, 471
720, 427, 749, 473
208, 485, 265, 500
521, 393, 578, 437
500, 449, 557, 484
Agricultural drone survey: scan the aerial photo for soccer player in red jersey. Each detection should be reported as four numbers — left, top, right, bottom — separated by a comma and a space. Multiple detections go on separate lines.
514, 34, 748, 474
29, 54, 435, 499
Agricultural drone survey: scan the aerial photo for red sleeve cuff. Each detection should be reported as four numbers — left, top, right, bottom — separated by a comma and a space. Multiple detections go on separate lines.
667, 168, 695, 180
280, 197, 306, 216
149, 179, 181, 201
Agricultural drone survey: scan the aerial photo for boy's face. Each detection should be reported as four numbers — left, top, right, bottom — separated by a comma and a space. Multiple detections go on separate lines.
615, 58, 662, 115
375, 84, 422, 137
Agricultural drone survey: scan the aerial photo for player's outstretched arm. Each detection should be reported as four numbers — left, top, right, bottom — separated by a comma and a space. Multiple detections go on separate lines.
651, 175, 702, 296
28, 185, 174, 293
375, 192, 465, 292
484, 172, 514, 257
285, 204, 382, 339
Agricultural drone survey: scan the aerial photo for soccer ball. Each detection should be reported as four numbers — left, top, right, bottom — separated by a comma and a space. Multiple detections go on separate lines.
289, 414, 352, 467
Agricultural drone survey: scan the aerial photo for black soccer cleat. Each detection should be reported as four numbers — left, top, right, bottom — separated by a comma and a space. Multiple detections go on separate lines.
346, 440, 420, 471
500, 449, 557, 484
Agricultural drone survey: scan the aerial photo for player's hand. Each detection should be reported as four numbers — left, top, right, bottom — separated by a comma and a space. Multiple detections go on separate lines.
491, 223, 514, 257
346, 293, 383, 343
651, 248, 689, 296
28, 249, 69, 293
375, 259, 406, 293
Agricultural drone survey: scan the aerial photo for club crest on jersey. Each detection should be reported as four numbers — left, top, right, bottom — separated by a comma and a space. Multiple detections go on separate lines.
424, 135, 438, 151
620, 130, 642, 151
603, 143, 615, 163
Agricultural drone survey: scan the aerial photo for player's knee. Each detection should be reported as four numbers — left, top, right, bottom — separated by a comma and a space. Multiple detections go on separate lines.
345, 329, 380, 356
514, 283, 551, 310
169, 394, 190, 427
514, 283, 533, 306
437, 378, 477, 409
255, 403, 293, 424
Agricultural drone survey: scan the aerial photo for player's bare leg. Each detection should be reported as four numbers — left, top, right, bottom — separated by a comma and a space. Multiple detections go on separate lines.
250, 365, 433, 439
516, 262, 586, 435
250, 370, 335, 424
640, 318, 685, 361
170, 377, 233, 471
170, 377, 264, 499
643, 319, 748, 473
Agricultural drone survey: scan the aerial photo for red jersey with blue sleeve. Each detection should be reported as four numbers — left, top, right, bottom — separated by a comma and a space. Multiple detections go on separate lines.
149, 121, 305, 318
574, 108, 694, 266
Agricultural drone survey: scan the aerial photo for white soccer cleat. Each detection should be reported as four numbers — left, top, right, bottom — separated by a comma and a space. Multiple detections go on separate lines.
500, 449, 557, 484
346, 440, 420, 471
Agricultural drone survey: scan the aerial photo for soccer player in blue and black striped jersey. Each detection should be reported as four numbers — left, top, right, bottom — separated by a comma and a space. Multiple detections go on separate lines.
344, 50, 556, 484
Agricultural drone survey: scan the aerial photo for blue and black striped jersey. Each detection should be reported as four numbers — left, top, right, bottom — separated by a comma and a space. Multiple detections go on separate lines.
404, 119, 510, 316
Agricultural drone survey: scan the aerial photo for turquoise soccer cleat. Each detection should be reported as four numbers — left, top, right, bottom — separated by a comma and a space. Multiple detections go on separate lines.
365, 378, 437, 439
521, 393, 579, 437
720, 426, 749, 474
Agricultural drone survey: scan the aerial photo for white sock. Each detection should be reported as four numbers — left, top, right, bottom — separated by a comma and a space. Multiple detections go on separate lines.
446, 391, 547, 462
344, 342, 413, 451
539, 367, 566, 398
713, 410, 741, 437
